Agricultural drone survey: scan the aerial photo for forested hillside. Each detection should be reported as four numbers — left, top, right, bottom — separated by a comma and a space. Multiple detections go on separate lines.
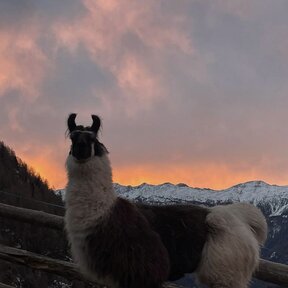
0, 142, 63, 214
0, 142, 79, 287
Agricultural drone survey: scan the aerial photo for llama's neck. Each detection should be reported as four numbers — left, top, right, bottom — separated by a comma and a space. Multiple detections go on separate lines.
65, 154, 117, 231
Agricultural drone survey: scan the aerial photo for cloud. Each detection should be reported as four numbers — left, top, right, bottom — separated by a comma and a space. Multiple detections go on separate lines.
209, 0, 253, 18
0, 29, 48, 100
1, 0, 288, 190
55, 0, 194, 54
53, 0, 195, 111
0, 0, 87, 101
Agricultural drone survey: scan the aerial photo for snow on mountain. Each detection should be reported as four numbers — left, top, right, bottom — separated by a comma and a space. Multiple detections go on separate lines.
57, 180, 288, 216
55, 189, 65, 201
55, 181, 288, 216
114, 181, 288, 216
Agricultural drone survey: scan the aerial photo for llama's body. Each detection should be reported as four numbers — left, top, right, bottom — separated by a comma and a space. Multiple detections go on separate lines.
64, 114, 268, 288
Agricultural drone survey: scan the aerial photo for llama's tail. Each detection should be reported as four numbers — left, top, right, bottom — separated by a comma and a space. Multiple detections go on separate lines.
196, 203, 267, 288
207, 202, 267, 245
222, 202, 268, 245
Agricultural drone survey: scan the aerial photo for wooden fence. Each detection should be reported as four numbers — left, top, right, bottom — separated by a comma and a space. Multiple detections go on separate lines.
0, 202, 287, 287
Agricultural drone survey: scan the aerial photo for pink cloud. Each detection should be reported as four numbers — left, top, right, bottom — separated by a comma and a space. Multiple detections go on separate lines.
53, 0, 195, 110
3, 0, 287, 191
0, 28, 49, 100
114, 55, 164, 107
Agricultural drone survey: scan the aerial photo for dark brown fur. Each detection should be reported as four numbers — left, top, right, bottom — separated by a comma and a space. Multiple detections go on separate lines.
138, 203, 209, 280
84, 198, 170, 288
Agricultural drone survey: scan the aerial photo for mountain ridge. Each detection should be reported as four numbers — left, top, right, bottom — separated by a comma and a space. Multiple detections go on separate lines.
57, 179, 288, 217
114, 180, 288, 214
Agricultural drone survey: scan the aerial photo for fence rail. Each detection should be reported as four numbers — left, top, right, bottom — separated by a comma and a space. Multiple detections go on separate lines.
0, 283, 14, 288
0, 202, 288, 287
0, 202, 63, 230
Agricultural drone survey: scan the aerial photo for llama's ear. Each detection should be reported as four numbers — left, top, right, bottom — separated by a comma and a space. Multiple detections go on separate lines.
68, 113, 77, 132
91, 115, 101, 133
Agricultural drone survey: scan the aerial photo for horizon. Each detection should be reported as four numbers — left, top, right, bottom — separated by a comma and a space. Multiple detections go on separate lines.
88, 179, 288, 191
1, 1, 288, 190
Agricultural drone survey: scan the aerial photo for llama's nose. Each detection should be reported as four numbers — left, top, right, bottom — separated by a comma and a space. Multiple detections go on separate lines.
73, 149, 89, 160
72, 140, 91, 160
75, 139, 89, 152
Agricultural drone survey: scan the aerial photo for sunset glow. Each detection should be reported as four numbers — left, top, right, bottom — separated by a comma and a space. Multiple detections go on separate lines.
16, 157, 288, 191
1, 1, 288, 190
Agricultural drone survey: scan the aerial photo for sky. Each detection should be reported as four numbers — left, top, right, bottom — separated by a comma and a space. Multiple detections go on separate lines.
1, 0, 288, 190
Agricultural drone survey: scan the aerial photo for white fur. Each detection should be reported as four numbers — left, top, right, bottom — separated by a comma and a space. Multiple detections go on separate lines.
64, 154, 117, 283
65, 154, 116, 231
196, 203, 267, 288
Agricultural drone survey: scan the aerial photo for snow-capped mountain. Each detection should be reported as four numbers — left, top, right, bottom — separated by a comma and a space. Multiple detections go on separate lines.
59, 180, 288, 209
115, 180, 288, 216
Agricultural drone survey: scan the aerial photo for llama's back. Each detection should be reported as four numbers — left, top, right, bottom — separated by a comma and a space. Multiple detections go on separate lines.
197, 203, 267, 288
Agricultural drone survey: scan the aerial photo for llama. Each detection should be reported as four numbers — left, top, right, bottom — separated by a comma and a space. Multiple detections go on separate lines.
64, 113, 267, 288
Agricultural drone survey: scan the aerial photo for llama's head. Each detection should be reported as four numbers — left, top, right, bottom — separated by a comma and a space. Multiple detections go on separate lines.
67, 113, 108, 162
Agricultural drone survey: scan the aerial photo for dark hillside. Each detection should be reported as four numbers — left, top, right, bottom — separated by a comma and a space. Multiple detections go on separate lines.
0, 141, 79, 287
0, 141, 63, 215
